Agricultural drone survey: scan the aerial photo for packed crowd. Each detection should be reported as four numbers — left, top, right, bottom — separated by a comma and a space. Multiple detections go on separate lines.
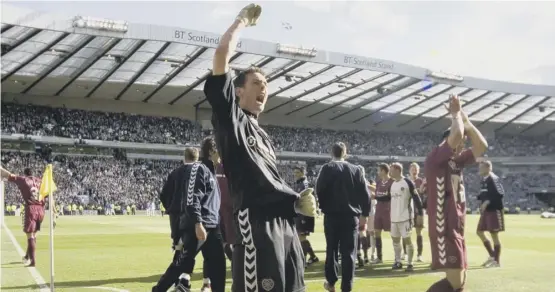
1, 152, 175, 210
1, 152, 302, 210
2, 102, 554, 157
2, 151, 553, 211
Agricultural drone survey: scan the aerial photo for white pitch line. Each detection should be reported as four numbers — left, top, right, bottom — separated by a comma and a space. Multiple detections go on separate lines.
3, 223, 50, 292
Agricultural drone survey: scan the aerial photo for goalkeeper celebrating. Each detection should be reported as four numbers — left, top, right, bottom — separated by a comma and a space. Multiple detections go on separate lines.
315, 142, 371, 292
203, 3, 306, 292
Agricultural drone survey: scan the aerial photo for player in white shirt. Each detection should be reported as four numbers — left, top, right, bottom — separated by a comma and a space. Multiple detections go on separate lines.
147, 201, 156, 216
389, 163, 424, 272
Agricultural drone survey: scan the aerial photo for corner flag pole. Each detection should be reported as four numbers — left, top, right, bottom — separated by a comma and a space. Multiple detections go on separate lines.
49, 186, 55, 292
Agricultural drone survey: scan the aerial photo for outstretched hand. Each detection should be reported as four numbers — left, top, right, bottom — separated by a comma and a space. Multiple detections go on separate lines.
443, 94, 462, 115
236, 3, 262, 27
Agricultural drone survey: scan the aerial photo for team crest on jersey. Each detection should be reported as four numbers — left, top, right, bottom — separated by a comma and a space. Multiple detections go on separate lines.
261, 278, 275, 291
246, 136, 256, 147
448, 160, 459, 171
401, 187, 405, 191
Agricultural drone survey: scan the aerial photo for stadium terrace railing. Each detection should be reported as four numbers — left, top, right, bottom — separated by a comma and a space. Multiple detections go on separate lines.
1, 133, 554, 165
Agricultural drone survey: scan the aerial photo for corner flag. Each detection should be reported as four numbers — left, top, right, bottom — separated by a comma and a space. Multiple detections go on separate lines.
39, 164, 57, 291
39, 164, 57, 201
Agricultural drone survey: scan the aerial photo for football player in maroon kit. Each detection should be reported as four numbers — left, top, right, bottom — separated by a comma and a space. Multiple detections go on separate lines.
409, 162, 425, 262
1, 166, 45, 267
371, 163, 394, 264
424, 95, 488, 292
476, 160, 505, 268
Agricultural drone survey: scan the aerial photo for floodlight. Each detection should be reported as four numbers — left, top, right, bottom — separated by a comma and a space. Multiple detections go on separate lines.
276, 44, 317, 58
72, 16, 129, 33
426, 70, 464, 82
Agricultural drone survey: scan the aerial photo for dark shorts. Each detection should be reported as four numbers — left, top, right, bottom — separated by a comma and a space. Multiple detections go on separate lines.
477, 210, 505, 232
374, 203, 391, 231
23, 206, 45, 234
232, 208, 305, 292
295, 215, 315, 235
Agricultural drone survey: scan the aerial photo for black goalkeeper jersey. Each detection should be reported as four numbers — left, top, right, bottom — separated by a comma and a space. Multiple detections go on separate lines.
204, 72, 299, 213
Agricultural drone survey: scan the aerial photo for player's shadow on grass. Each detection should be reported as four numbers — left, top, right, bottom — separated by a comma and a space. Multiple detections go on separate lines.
303, 260, 489, 280
3, 268, 234, 290
1, 262, 28, 269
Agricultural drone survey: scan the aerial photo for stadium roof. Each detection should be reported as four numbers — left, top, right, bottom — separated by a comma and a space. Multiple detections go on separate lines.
1, 4, 554, 136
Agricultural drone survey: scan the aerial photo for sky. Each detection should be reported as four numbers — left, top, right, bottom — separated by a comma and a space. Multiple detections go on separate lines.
4, 0, 555, 86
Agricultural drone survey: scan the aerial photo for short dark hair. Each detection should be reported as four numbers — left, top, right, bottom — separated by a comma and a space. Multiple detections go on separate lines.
233, 67, 265, 88
293, 165, 305, 173
24, 168, 32, 176
378, 163, 390, 174
201, 137, 217, 159
332, 142, 347, 159
184, 147, 200, 162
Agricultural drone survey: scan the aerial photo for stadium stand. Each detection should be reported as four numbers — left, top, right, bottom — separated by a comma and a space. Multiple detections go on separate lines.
2, 103, 554, 157
1, 4, 554, 216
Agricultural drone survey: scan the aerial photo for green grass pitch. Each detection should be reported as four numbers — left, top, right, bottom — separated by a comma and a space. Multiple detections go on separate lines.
2, 214, 554, 292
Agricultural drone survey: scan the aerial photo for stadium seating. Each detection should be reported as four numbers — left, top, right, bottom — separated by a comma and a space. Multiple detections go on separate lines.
1, 102, 554, 212
2, 102, 555, 157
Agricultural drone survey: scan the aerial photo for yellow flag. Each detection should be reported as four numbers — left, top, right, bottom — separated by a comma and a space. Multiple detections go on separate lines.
39, 164, 57, 200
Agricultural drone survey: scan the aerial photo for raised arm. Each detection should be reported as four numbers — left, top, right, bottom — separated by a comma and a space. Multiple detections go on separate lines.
461, 111, 488, 158
213, 20, 245, 75
213, 4, 261, 75
446, 95, 465, 150
0, 167, 14, 178
430, 95, 466, 165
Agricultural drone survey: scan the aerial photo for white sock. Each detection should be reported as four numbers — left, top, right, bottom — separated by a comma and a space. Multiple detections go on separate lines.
370, 235, 376, 257
406, 242, 414, 265
203, 278, 211, 284
179, 273, 191, 281
393, 241, 402, 263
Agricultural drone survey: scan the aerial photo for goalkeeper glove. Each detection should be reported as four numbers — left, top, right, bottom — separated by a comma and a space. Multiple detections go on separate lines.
236, 3, 262, 27
295, 188, 317, 217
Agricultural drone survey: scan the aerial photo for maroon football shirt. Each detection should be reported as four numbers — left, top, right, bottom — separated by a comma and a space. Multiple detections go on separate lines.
425, 142, 475, 237
8, 175, 44, 206
216, 163, 236, 243
216, 163, 231, 212
375, 178, 394, 204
